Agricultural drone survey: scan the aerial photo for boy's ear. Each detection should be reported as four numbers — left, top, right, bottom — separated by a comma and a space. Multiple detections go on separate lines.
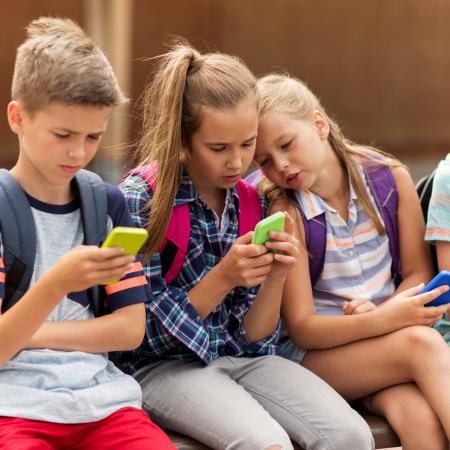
312, 110, 329, 140
7, 101, 25, 135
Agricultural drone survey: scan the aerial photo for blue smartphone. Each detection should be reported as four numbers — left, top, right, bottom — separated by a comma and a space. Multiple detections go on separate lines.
419, 271, 450, 307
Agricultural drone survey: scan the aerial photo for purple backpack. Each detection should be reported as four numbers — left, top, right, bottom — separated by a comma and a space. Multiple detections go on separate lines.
245, 162, 401, 287
124, 164, 261, 284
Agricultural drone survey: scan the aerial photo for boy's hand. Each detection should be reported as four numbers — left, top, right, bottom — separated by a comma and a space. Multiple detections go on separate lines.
342, 299, 377, 315
263, 212, 299, 282
379, 283, 450, 327
217, 232, 274, 288
50, 245, 135, 295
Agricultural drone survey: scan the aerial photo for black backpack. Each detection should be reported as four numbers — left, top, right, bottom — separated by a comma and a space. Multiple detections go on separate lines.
0, 169, 109, 316
416, 169, 438, 274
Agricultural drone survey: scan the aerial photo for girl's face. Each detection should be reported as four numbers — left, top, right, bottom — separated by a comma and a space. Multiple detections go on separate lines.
183, 98, 258, 194
255, 110, 329, 192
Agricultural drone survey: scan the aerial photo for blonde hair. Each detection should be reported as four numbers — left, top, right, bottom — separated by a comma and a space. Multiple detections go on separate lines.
136, 40, 258, 258
12, 17, 126, 113
258, 74, 403, 235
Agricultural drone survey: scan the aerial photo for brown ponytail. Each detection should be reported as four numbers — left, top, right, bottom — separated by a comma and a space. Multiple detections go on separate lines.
137, 40, 257, 259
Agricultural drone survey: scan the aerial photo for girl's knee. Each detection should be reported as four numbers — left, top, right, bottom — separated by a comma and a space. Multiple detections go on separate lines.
400, 326, 449, 368
238, 429, 293, 450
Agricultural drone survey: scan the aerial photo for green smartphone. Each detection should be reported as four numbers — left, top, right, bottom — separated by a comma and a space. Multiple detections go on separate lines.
100, 226, 149, 284
251, 211, 285, 248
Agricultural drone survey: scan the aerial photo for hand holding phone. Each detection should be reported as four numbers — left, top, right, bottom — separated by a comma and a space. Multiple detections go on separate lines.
419, 271, 450, 307
101, 227, 148, 284
251, 212, 285, 248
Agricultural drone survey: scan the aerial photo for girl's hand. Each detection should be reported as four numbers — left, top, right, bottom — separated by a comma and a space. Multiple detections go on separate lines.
217, 232, 274, 288
342, 299, 377, 315
264, 212, 299, 281
378, 283, 450, 328
50, 245, 135, 295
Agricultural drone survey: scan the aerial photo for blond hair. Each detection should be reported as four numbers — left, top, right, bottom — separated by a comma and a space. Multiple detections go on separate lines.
258, 74, 403, 236
136, 40, 257, 258
12, 17, 126, 113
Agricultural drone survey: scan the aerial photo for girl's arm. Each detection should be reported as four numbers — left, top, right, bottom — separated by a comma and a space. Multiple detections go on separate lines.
281, 200, 447, 350
187, 231, 274, 319
436, 242, 450, 271
334, 166, 435, 316
242, 211, 299, 342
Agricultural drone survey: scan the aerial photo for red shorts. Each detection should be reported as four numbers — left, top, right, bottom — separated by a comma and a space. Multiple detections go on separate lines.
0, 407, 176, 449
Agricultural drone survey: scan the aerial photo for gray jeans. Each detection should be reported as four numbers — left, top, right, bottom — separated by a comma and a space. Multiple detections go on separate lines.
135, 355, 374, 450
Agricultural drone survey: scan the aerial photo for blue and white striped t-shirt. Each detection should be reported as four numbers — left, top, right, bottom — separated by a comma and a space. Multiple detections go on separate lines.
295, 168, 396, 316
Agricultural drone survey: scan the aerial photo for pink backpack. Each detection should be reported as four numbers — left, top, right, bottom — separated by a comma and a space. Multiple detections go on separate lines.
125, 165, 261, 284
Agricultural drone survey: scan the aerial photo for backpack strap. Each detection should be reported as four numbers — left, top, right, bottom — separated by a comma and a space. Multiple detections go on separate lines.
0, 169, 109, 317
294, 162, 401, 287
125, 169, 262, 285
362, 162, 401, 286
244, 169, 262, 188
124, 165, 190, 285
236, 180, 261, 235
74, 170, 109, 317
0, 169, 36, 312
416, 170, 438, 274
244, 163, 401, 286
302, 211, 327, 286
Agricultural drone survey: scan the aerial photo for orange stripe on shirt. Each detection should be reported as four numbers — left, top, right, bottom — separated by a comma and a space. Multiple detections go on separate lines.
305, 191, 318, 217
352, 224, 376, 238
0, 272, 4, 283
105, 275, 147, 295
426, 227, 450, 237
0, 258, 4, 269
326, 238, 353, 248
124, 261, 143, 275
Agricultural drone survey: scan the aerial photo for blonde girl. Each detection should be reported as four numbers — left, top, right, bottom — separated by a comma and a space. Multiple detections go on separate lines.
254, 74, 450, 450
119, 45, 374, 450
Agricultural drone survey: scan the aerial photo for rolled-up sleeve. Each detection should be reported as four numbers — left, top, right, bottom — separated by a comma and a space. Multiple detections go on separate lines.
229, 286, 281, 356
426, 157, 450, 243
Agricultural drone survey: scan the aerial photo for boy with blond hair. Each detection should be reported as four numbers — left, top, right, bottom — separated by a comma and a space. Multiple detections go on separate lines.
0, 17, 174, 449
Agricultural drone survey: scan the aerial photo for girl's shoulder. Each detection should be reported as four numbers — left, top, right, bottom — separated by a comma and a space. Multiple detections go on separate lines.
119, 172, 154, 201
436, 154, 450, 177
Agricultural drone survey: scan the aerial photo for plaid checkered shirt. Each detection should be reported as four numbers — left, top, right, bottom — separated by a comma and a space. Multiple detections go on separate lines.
118, 171, 282, 374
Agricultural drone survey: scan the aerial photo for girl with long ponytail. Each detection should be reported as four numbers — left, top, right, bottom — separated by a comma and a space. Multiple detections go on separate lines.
119, 44, 373, 450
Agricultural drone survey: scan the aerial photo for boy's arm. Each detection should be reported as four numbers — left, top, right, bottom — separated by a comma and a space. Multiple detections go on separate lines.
27, 302, 146, 352
27, 185, 148, 353
1, 245, 132, 365
0, 265, 67, 366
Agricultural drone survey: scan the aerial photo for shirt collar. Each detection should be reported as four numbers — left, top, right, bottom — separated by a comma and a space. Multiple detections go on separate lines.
174, 169, 240, 210
294, 182, 358, 220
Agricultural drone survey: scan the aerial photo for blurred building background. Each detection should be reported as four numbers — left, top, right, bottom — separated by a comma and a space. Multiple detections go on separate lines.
1, 0, 449, 183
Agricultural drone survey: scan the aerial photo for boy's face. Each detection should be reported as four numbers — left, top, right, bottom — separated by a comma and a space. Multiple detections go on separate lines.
8, 101, 112, 187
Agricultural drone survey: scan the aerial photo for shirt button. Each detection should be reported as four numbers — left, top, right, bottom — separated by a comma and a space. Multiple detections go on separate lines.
348, 250, 354, 257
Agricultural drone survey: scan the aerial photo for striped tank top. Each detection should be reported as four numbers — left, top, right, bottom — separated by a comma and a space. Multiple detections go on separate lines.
295, 166, 396, 316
